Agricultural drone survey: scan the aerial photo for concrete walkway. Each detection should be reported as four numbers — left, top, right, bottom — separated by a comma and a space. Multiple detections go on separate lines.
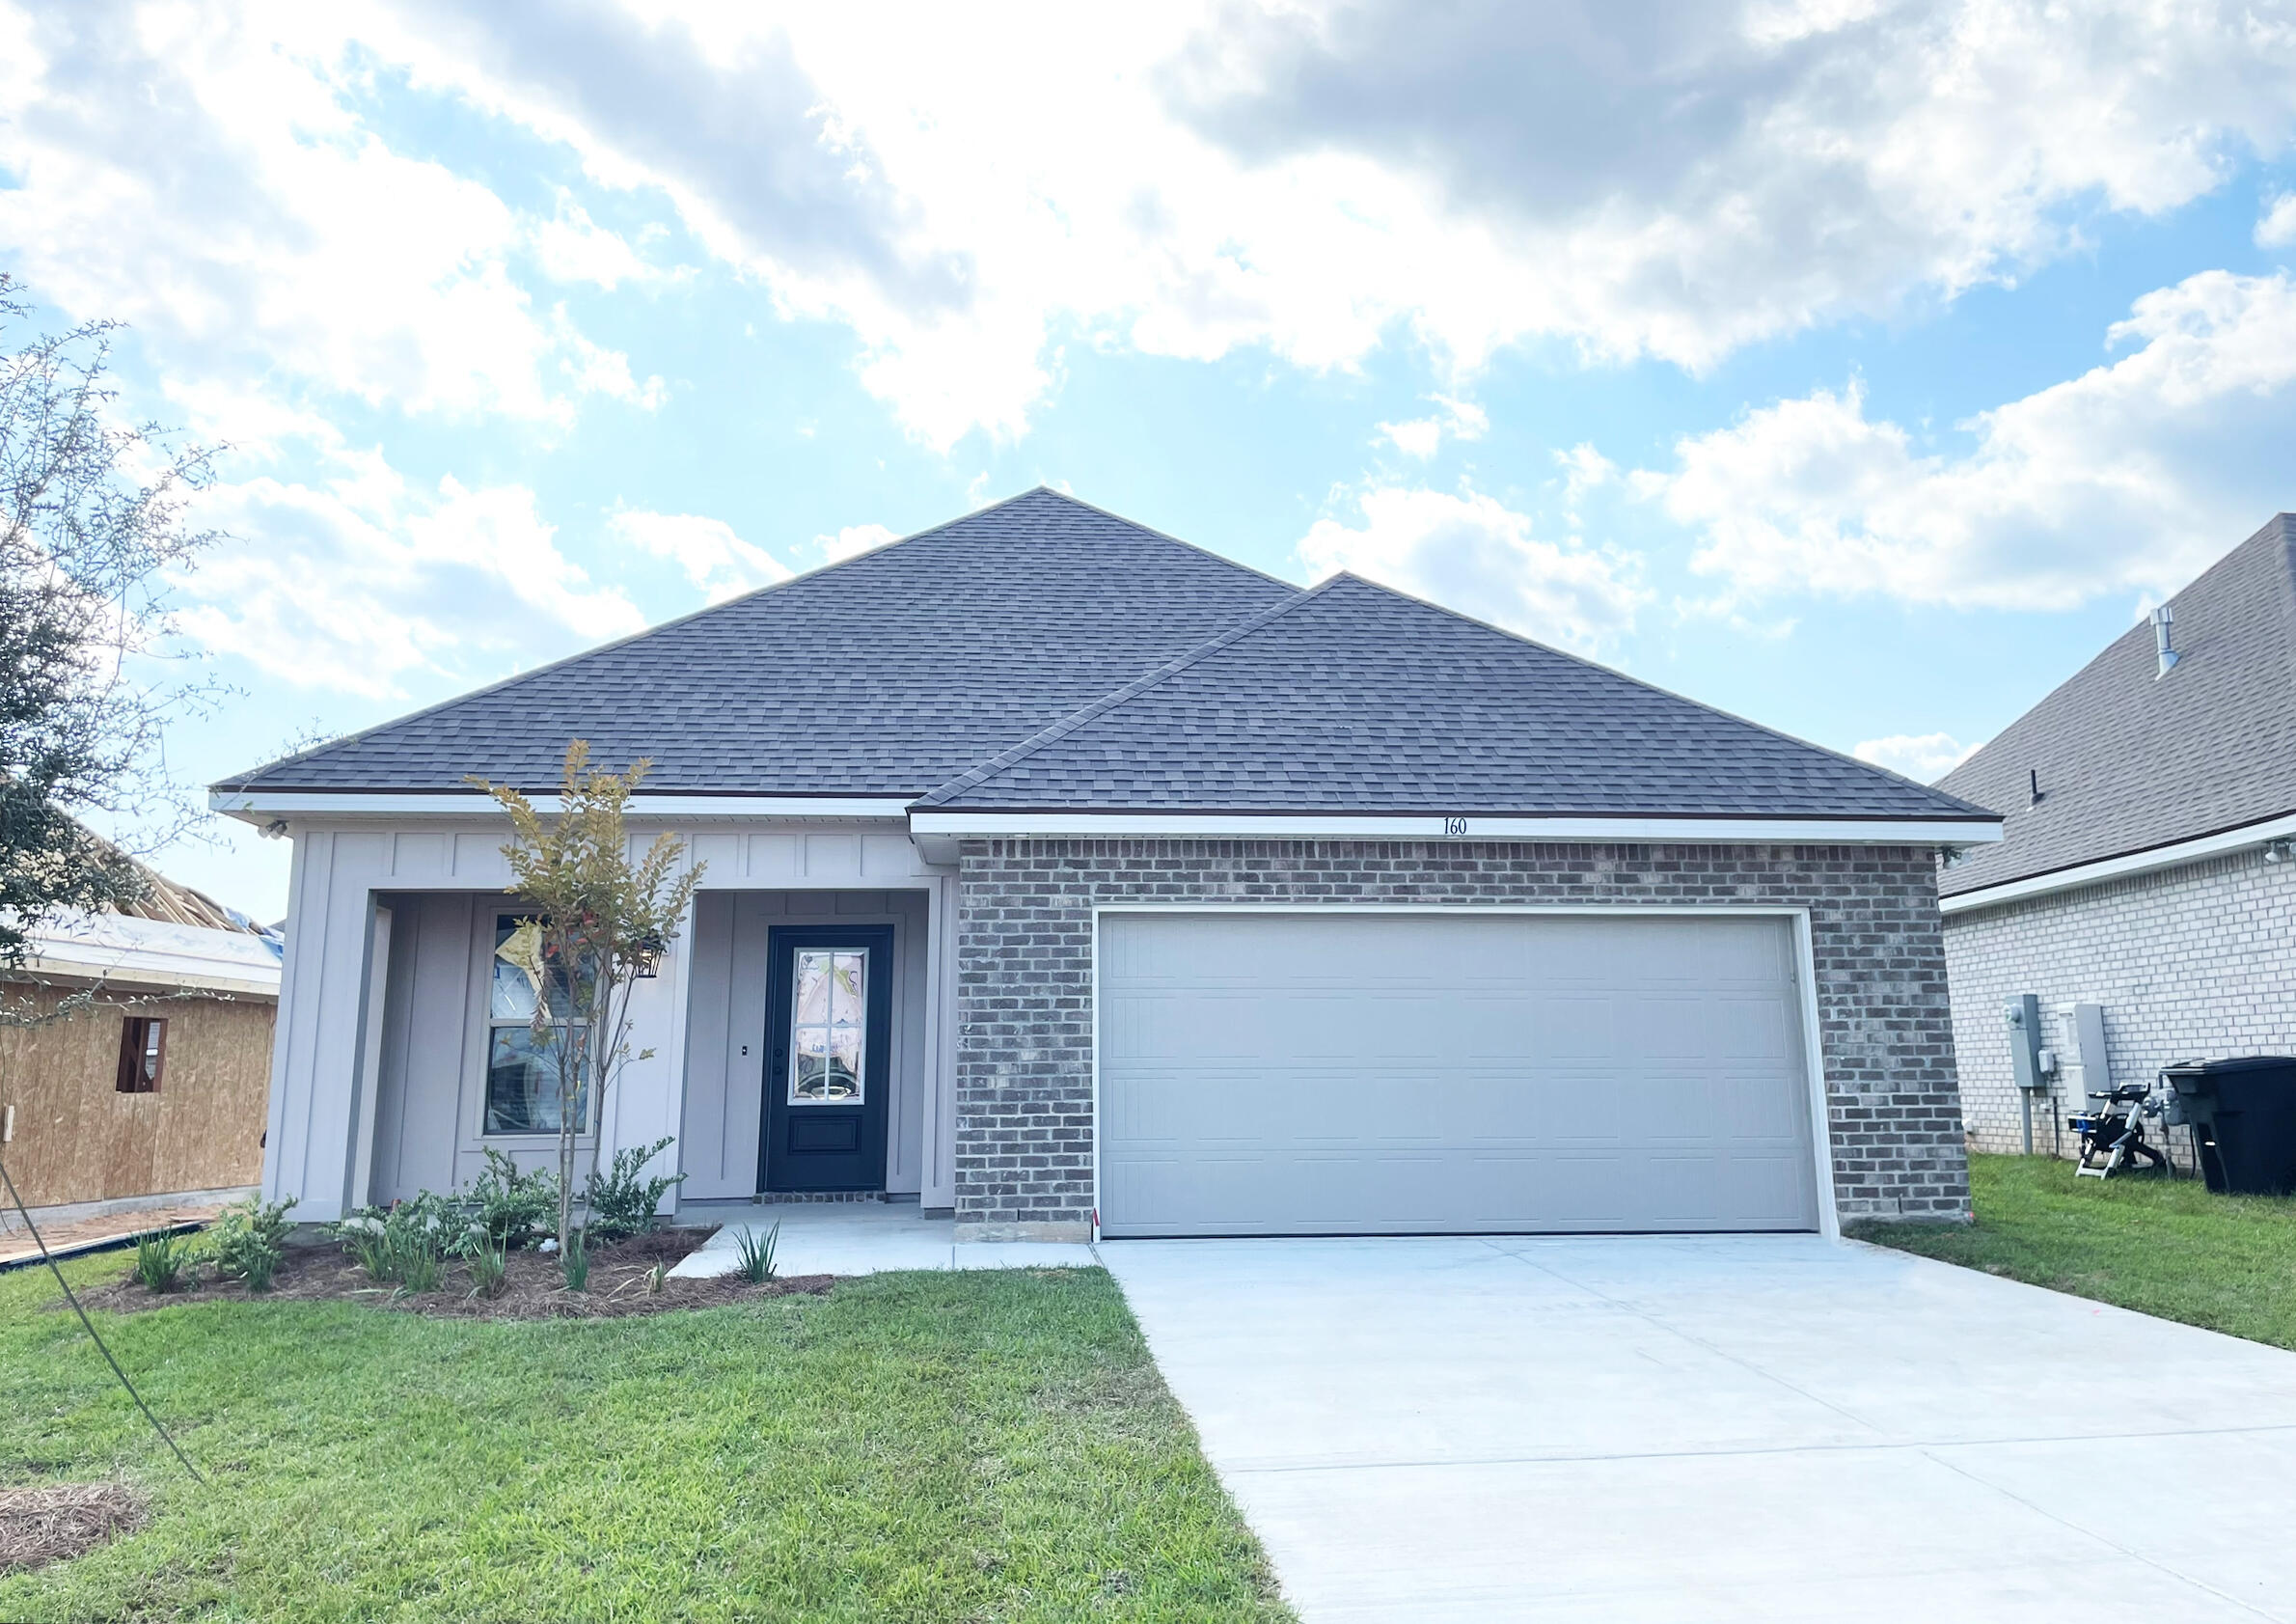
1100, 1233, 2296, 1623
668, 1202, 1096, 1278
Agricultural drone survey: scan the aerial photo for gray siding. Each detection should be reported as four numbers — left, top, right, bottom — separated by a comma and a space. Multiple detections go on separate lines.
1944, 847, 2296, 1156
954, 840, 1969, 1241
678, 889, 931, 1198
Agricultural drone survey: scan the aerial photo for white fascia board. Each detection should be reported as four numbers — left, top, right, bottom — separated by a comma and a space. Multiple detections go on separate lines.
1939, 810, 2296, 915
209, 790, 915, 823
907, 811, 2004, 844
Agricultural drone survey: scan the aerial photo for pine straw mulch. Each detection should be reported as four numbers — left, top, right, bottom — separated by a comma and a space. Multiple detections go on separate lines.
70, 1228, 833, 1321
0, 1481, 149, 1573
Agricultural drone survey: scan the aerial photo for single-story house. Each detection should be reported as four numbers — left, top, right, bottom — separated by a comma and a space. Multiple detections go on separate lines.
213, 488, 2001, 1240
1, 850, 281, 1215
1937, 512, 2296, 1156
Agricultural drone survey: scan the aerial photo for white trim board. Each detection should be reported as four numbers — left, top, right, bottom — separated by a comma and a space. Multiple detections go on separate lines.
1939, 810, 2296, 915
915, 811, 1998, 848
1085, 901, 1840, 1241
211, 791, 915, 823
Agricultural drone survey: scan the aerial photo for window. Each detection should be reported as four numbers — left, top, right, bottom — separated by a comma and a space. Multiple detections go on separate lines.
483, 915, 590, 1135
116, 1017, 167, 1093
788, 949, 867, 1104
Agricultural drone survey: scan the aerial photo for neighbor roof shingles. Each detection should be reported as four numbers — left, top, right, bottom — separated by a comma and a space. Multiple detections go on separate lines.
1936, 513, 2296, 896
920, 574, 1995, 821
216, 489, 1298, 795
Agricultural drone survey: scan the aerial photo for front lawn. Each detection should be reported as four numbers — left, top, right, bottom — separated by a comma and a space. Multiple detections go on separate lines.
1854, 1152, 2296, 1351
0, 1257, 1291, 1622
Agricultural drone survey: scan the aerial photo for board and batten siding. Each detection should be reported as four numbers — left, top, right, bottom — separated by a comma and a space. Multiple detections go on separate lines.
677, 889, 931, 1199
262, 820, 956, 1220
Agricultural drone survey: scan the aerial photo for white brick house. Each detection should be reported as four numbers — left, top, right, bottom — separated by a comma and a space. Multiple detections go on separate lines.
1937, 513, 2296, 1155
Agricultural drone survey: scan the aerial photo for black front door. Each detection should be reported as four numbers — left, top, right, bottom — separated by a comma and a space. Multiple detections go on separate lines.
760, 925, 893, 1193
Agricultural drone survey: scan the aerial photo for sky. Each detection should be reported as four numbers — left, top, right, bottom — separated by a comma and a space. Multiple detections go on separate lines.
5, 0, 2295, 922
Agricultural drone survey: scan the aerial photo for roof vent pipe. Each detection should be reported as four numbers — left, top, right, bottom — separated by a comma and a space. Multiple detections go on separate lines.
2152, 604, 2179, 677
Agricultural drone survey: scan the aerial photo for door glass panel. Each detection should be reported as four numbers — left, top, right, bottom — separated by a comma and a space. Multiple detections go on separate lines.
789, 949, 866, 1105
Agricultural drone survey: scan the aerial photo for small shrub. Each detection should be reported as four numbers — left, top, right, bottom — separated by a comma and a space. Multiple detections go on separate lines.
469, 1149, 558, 1250
732, 1223, 779, 1284
466, 1244, 508, 1301
205, 1197, 297, 1293
132, 1230, 196, 1293
584, 1137, 683, 1241
560, 1228, 590, 1292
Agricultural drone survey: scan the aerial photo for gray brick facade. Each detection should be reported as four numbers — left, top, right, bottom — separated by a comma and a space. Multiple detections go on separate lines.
954, 839, 1970, 1240
1945, 846, 2296, 1160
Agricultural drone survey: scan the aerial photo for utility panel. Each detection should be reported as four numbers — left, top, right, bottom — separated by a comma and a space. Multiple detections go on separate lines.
2067, 1003, 2109, 1096
2006, 994, 2047, 1092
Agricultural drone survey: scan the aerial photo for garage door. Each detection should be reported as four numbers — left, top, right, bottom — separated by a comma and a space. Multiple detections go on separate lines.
1097, 912, 1822, 1237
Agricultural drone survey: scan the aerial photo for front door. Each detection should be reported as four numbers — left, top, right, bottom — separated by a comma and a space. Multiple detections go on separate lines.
760, 925, 893, 1193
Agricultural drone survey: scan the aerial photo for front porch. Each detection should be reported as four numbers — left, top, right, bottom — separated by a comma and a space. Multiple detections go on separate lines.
669, 1201, 1098, 1278
261, 820, 959, 1224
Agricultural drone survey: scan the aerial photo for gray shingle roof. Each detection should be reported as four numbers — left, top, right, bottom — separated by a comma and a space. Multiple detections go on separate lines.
216, 489, 1298, 795
920, 573, 1996, 821
1936, 513, 2296, 896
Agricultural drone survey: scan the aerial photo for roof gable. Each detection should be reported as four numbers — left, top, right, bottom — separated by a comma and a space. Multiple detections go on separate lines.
218, 489, 1297, 795
1937, 513, 2296, 895
921, 573, 1993, 821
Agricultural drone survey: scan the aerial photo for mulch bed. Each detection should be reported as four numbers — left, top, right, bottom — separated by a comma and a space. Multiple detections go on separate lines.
0, 1482, 149, 1572
71, 1229, 833, 1321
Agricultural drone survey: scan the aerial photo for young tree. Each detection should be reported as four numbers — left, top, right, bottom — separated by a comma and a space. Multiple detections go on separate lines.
0, 274, 222, 963
476, 742, 705, 1255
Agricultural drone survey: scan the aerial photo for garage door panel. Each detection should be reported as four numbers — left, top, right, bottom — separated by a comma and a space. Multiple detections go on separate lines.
1098, 913, 1822, 1237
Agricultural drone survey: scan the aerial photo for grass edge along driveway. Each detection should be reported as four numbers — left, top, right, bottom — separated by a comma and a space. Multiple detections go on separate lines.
0, 1259, 1294, 1623
1854, 1152, 2296, 1353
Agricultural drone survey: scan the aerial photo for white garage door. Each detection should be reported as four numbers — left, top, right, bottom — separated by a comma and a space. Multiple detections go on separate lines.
1097, 912, 1823, 1237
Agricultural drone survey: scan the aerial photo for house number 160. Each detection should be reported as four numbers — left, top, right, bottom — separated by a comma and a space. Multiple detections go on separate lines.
1442, 815, 1468, 837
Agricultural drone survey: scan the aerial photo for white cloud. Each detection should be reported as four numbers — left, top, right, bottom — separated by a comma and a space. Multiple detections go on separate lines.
14, 3, 2296, 451
0, 2, 647, 429
611, 509, 792, 602
1555, 442, 1618, 503
1298, 486, 1648, 653
531, 192, 659, 289
1642, 269, 2296, 610
817, 523, 899, 564
1377, 394, 1489, 459
1853, 731, 1979, 782
176, 450, 644, 700
2260, 192, 2296, 249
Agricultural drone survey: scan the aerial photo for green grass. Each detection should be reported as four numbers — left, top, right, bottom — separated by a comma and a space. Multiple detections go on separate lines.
1854, 1152, 2296, 1351
0, 1260, 1291, 1623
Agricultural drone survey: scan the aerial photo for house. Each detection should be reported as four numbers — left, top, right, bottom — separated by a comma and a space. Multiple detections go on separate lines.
0, 850, 281, 1216
1937, 512, 2296, 1155
212, 488, 2000, 1239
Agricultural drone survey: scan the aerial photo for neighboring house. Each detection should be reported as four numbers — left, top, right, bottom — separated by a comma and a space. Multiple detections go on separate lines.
0, 853, 282, 1213
212, 488, 2000, 1240
1937, 513, 2296, 1155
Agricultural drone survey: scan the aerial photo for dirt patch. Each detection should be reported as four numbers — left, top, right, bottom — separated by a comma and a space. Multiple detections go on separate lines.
0, 1481, 149, 1572
72, 1228, 833, 1321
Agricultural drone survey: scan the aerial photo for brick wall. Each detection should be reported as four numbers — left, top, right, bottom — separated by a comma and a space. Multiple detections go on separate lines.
1945, 846, 2296, 1160
954, 839, 1970, 1240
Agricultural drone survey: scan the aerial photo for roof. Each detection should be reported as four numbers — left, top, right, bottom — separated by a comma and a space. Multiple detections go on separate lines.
216, 489, 1297, 795
921, 574, 1995, 821
1937, 513, 2296, 896
17, 910, 284, 998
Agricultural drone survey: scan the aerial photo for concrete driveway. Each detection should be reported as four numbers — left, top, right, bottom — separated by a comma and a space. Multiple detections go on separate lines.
1101, 1234, 2296, 1623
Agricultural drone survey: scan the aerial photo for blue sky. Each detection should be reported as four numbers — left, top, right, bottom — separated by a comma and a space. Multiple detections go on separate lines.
5, 1, 2295, 919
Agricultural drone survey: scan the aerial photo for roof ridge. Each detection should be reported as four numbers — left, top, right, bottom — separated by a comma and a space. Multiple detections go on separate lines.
1019, 486, 1301, 594
915, 576, 1341, 808
1320, 572, 1999, 819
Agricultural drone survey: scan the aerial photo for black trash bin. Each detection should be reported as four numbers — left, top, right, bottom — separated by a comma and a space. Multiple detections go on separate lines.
2161, 1057, 2296, 1196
